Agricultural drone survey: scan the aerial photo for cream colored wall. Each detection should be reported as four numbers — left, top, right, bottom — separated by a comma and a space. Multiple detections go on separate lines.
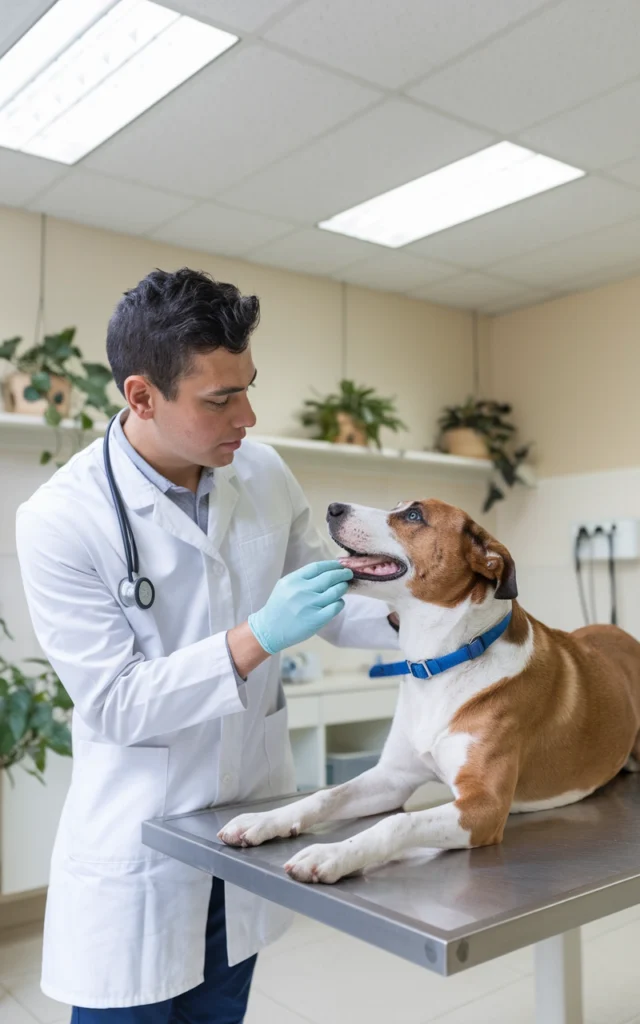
0, 206, 43, 344
343, 285, 477, 452
488, 273, 640, 479
0, 206, 475, 452
488, 274, 640, 638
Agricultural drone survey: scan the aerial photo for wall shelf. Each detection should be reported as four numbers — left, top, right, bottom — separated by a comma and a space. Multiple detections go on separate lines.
253, 433, 496, 481
0, 410, 105, 452
0, 411, 536, 486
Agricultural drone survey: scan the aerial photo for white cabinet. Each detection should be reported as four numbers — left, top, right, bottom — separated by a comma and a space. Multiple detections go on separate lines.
285, 673, 399, 791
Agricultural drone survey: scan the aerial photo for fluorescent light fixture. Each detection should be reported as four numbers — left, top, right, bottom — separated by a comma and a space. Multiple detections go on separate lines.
319, 142, 585, 247
0, 0, 237, 164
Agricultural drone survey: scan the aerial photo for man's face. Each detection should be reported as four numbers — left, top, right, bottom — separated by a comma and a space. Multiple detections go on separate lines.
151, 346, 258, 468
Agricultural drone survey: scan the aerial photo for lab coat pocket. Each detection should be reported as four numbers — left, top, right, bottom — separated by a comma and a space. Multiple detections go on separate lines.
264, 693, 296, 798
238, 523, 289, 612
68, 741, 169, 864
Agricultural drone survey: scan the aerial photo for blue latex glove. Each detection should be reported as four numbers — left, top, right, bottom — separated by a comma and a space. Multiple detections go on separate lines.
248, 560, 353, 655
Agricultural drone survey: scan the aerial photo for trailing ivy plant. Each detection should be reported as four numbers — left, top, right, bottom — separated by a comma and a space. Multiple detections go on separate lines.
0, 618, 72, 785
0, 328, 120, 465
438, 397, 532, 512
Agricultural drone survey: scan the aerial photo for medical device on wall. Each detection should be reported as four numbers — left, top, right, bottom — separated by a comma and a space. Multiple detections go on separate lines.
573, 519, 639, 626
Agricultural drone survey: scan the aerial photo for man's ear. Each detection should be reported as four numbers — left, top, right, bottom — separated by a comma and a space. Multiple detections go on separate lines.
464, 523, 518, 600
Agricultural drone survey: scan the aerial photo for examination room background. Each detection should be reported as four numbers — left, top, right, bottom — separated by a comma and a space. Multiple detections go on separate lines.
1, 199, 640, 893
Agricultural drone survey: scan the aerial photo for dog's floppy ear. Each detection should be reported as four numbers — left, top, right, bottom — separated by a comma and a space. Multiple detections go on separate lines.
493, 550, 518, 600
464, 522, 518, 600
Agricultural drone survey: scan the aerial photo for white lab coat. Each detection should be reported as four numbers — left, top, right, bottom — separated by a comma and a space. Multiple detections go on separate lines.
15, 432, 398, 1009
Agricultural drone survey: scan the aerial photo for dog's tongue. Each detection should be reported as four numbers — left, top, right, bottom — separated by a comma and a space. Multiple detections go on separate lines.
339, 554, 400, 576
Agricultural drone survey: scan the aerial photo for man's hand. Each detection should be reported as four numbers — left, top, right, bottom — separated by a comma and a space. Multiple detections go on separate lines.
247, 561, 353, 655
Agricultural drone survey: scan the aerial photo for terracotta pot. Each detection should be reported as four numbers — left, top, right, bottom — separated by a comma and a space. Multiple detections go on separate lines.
443, 427, 489, 459
1, 372, 72, 417
333, 411, 369, 447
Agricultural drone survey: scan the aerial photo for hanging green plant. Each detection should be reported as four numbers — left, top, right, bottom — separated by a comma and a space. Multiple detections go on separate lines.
0, 617, 72, 786
0, 328, 121, 465
299, 379, 406, 450
437, 397, 532, 511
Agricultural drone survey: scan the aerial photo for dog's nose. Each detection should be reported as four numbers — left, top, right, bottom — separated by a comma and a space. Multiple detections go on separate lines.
327, 502, 349, 519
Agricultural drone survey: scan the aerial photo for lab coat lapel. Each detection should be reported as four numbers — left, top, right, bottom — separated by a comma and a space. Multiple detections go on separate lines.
151, 468, 239, 559
152, 495, 212, 555
207, 464, 239, 554
102, 433, 209, 555
102, 429, 239, 559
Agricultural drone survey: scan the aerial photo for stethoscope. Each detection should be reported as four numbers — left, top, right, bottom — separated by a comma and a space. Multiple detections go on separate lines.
103, 414, 156, 610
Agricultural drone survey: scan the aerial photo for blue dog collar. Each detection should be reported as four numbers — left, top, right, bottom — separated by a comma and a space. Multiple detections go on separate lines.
370, 610, 512, 680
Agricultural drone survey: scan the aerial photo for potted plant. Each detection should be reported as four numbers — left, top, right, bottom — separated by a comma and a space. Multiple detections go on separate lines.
0, 618, 72, 786
437, 397, 532, 511
299, 379, 407, 450
0, 329, 121, 464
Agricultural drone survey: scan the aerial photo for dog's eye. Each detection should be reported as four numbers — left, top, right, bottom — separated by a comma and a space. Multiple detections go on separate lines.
405, 508, 423, 523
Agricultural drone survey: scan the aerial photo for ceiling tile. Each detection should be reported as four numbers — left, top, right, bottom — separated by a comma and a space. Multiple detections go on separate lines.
518, 80, 640, 171
0, 0, 55, 59
409, 0, 640, 134
489, 217, 640, 289
154, 0, 295, 32
150, 202, 293, 256
247, 228, 378, 275
84, 44, 379, 198
0, 147, 65, 207
333, 250, 455, 293
219, 99, 493, 222
407, 177, 640, 268
409, 271, 544, 311
482, 290, 554, 315
265, 0, 550, 89
609, 155, 640, 189
550, 260, 640, 294
28, 170, 194, 235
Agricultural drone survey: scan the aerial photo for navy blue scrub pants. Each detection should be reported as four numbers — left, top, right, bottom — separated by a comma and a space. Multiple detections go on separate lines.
70, 878, 257, 1024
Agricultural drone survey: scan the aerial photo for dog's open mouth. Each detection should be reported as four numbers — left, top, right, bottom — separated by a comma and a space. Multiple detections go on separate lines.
337, 546, 408, 582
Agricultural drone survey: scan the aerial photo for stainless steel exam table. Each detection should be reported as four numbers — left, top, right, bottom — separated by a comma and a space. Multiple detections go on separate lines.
143, 771, 640, 1024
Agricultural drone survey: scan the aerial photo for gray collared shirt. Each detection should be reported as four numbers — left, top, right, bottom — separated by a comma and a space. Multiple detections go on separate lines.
112, 412, 214, 533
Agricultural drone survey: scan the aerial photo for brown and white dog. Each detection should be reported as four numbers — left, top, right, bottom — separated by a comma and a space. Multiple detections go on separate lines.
219, 499, 640, 884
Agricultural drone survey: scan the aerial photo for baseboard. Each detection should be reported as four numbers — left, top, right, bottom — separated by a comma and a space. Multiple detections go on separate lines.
0, 889, 47, 935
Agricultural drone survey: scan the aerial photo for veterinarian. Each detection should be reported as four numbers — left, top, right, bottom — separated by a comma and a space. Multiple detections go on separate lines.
15, 268, 399, 1023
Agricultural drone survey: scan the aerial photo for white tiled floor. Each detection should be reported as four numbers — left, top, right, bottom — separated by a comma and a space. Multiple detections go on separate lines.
2, 907, 640, 1024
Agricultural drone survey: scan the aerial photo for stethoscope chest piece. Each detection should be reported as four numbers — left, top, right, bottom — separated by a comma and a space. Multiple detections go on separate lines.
118, 576, 155, 610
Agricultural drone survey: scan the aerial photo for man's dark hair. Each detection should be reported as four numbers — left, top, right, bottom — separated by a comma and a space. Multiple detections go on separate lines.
107, 267, 260, 399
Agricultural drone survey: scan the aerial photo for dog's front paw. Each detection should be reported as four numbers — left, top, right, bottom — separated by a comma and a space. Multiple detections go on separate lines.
284, 842, 359, 884
218, 811, 302, 848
